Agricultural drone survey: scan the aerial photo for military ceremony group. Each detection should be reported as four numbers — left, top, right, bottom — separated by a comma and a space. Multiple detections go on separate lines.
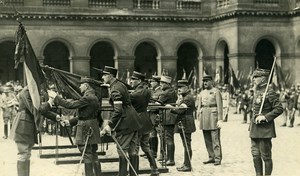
1, 66, 300, 176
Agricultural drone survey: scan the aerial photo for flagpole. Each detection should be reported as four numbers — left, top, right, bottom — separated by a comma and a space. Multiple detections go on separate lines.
258, 56, 277, 115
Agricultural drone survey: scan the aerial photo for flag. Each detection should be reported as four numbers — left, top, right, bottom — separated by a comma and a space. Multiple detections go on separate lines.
14, 24, 46, 112
229, 65, 240, 94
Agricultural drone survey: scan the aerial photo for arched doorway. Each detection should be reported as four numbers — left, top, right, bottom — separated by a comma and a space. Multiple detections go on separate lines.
43, 41, 70, 72
0, 41, 23, 84
90, 41, 115, 80
134, 42, 158, 78
255, 39, 275, 70
177, 42, 199, 83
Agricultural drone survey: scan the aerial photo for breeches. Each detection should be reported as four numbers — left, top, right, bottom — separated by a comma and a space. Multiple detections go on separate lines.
78, 144, 98, 163
137, 132, 151, 153
251, 138, 272, 161
116, 131, 138, 156
16, 142, 34, 161
164, 125, 175, 145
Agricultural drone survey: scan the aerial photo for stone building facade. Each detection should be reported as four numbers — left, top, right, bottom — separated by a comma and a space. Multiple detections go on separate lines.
1, 0, 300, 87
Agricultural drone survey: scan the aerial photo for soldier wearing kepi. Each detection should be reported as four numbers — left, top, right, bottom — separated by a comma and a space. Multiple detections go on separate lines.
170, 79, 196, 172
250, 69, 283, 176
100, 66, 142, 176
156, 75, 177, 166
48, 77, 102, 176
130, 71, 159, 176
197, 74, 223, 166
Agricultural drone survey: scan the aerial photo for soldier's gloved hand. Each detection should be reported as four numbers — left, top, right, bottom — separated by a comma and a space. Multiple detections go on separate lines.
100, 125, 111, 136
217, 120, 222, 129
255, 115, 267, 124
60, 120, 70, 127
47, 90, 57, 99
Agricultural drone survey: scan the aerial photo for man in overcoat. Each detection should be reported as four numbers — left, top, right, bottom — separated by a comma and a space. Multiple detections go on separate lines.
130, 71, 159, 176
49, 78, 102, 176
250, 69, 283, 176
100, 66, 142, 176
11, 86, 60, 176
170, 79, 196, 172
197, 74, 223, 166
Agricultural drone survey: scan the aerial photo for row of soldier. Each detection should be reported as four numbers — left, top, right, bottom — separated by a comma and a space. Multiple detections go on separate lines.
1, 66, 285, 176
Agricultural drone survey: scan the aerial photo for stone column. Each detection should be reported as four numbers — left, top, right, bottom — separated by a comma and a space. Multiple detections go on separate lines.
117, 56, 135, 79
160, 56, 177, 79
71, 56, 90, 76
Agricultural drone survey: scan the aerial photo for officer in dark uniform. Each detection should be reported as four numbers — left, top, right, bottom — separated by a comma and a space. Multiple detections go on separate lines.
250, 69, 283, 176
100, 66, 142, 176
149, 75, 162, 158
156, 75, 177, 166
49, 77, 102, 176
170, 79, 196, 172
197, 74, 223, 166
130, 71, 159, 176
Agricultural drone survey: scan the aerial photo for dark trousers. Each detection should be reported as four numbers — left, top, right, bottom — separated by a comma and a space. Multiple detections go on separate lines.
203, 129, 222, 162
179, 133, 192, 167
251, 138, 273, 176
78, 144, 98, 163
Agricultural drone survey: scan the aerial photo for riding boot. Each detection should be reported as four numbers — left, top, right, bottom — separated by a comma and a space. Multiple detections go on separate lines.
93, 160, 102, 176
17, 160, 29, 176
118, 156, 127, 176
84, 163, 94, 176
166, 144, 175, 166
129, 155, 138, 176
253, 157, 263, 176
150, 137, 158, 158
145, 152, 159, 176
3, 124, 8, 139
184, 150, 192, 168
265, 159, 273, 176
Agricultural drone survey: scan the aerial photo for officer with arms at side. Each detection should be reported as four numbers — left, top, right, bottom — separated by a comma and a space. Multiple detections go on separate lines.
100, 66, 142, 176
156, 75, 177, 166
250, 69, 283, 176
197, 74, 223, 166
48, 77, 102, 176
130, 71, 159, 176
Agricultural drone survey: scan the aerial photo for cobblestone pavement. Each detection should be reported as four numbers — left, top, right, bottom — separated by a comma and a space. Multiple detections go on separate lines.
1, 109, 300, 176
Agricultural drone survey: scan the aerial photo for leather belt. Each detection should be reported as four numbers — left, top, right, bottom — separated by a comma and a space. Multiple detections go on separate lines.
201, 104, 217, 108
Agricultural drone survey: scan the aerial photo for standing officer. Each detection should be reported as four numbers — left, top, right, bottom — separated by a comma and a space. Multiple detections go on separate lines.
197, 74, 223, 166
221, 85, 230, 122
250, 69, 283, 176
100, 66, 142, 176
149, 75, 162, 158
11, 86, 60, 176
130, 71, 159, 176
170, 79, 196, 172
156, 75, 177, 166
286, 88, 298, 127
49, 77, 102, 176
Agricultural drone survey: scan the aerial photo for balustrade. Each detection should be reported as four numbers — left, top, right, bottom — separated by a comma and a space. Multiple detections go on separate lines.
2, 0, 24, 6
88, 0, 116, 8
253, 0, 279, 5
133, 0, 160, 9
176, 0, 202, 10
217, 0, 229, 8
43, 0, 71, 7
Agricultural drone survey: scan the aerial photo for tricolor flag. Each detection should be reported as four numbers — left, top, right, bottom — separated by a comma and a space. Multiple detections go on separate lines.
14, 24, 46, 116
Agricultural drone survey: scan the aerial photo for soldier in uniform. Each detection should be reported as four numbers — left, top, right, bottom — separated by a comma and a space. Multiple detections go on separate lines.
170, 79, 196, 172
100, 66, 142, 176
221, 85, 230, 122
197, 74, 223, 166
249, 69, 283, 176
11, 86, 61, 176
49, 77, 102, 176
1, 84, 18, 139
130, 71, 159, 176
155, 75, 178, 166
286, 87, 298, 127
149, 75, 162, 159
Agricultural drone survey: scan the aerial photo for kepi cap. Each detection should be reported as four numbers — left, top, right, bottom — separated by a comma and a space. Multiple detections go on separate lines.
177, 79, 189, 87
150, 75, 160, 82
103, 66, 118, 77
160, 75, 172, 84
131, 71, 146, 81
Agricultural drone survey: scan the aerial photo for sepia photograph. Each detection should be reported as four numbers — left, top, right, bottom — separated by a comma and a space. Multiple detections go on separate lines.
1, 0, 300, 176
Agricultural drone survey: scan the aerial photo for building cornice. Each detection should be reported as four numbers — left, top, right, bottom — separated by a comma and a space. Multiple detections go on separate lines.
0, 9, 300, 23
